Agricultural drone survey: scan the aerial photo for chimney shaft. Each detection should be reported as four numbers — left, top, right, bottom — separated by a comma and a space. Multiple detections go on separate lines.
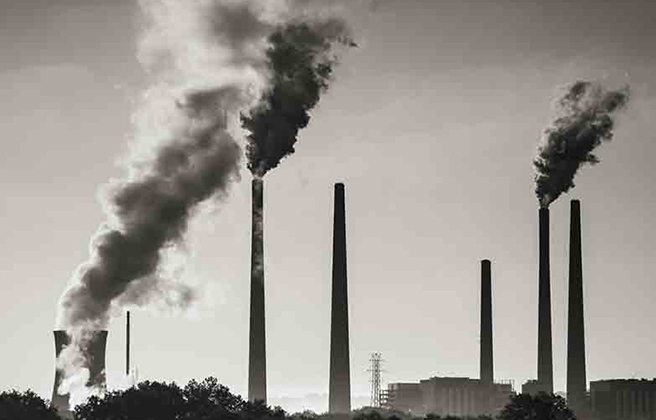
567, 199, 587, 405
480, 259, 493, 384
329, 182, 351, 414
248, 177, 266, 402
537, 207, 554, 393
126, 311, 130, 376
52, 330, 108, 416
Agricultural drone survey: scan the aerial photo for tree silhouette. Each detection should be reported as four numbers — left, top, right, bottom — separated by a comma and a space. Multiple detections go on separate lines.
74, 380, 186, 420
73, 377, 288, 420
498, 393, 576, 420
0, 389, 61, 420
184, 377, 246, 417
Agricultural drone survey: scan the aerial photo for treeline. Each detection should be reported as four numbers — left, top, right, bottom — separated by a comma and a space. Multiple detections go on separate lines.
0, 378, 576, 420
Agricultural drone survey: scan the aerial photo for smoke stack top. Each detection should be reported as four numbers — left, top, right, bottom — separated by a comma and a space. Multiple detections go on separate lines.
534, 81, 630, 208
241, 20, 355, 177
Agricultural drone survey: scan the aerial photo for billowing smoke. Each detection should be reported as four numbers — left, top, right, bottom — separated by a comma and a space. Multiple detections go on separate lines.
241, 19, 356, 177
534, 81, 630, 207
55, 0, 287, 406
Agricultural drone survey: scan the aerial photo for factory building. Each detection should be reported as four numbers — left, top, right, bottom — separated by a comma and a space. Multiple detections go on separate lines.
521, 379, 552, 396
383, 377, 513, 417
382, 383, 423, 414
381, 260, 513, 417
591, 379, 656, 420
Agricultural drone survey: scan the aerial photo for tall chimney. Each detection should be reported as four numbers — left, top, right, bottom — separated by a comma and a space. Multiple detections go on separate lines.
52, 330, 108, 416
537, 207, 554, 393
480, 259, 493, 384
567, 199, 587, 408
248, 177, 266, 402
329, 182, 351, 414
126, 311, 130, 377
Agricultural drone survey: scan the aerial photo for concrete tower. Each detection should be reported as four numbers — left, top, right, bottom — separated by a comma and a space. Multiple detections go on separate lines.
248, 177, 266, 402
537, 207, 554, 393
329, 182, 351, 414
567, 199, 587, 411
480, 259, 493, 384
52, 330, 108, 417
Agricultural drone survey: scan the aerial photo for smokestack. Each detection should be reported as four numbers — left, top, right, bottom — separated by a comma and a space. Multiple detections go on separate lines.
126, 311, 130, 377
567, 199, 587, 408
52, 330, 107, 416
329, 182, 351, 414
537, 208, 554, 393
248, 177, 266, 402
480, 259, 493, 384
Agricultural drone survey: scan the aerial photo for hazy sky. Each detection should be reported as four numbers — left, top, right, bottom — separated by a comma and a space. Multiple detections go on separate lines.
1, 0, 656, 412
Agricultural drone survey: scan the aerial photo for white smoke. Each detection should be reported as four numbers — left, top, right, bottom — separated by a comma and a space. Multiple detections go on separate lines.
54, 0, 293, 408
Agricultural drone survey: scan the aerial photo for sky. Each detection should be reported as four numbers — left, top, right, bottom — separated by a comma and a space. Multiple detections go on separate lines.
1, 0, 656, 413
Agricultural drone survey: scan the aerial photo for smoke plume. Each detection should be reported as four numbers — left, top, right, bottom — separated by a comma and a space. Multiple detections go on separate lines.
241, 19, 356, 177
534, 81, 630, 207
55, 0, 284, 406
54, 0, 354, 407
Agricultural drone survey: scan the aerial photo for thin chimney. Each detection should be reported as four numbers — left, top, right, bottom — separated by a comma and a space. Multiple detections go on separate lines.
329, 182, 351, 414
567, 199, 587, 407
537, 207, 554, 393
480, 259, 493, 384
126, 311, 130, 376
248, 177, 266, 402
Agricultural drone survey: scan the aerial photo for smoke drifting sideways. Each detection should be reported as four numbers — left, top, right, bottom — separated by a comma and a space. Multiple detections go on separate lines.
534, 81, 630, 208
54, 0, 287, 406
241, 20, 356, 178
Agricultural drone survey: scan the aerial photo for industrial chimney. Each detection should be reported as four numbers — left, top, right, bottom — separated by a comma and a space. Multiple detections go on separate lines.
52, 330, 108, 417
126, 311, 130, 377
480, 259, 493, 384
567, 199, 587, 412
248, 177, 266, 403
329, 182, 351, 414
537, 207, 554, 393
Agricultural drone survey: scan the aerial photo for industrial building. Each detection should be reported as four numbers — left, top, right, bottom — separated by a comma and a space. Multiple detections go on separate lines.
382, 377, 513, 417
590, 379, 656, 420
381, 260, 513, 417
521, 379, 552, 396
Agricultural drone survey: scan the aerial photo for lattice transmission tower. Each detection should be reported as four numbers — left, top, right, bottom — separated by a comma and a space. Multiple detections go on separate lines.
368, 352, 384, 407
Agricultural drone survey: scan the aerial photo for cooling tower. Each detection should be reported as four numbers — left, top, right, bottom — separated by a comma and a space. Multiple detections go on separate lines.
480, 259, 493, 384
248, 177, 267, 402
567, 199, 587, 409
329, 182, 351, 414
537, 207, 553, 393
52, 330, 108, 415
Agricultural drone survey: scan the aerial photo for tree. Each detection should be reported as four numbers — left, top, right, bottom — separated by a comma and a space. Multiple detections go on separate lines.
498, 393, 576, 420
74, 380, 186, 420
184, 377, 246, 417
0, 389, 61, 420
73, 377, 287, 420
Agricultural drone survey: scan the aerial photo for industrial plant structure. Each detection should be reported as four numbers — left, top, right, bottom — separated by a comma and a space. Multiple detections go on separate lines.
590, 379, 656, 420
248, 177, 267, 403
382, 260, 513, 417
567, 199, 588, 418
329, 182, 352, 414
52, 330, 108, 418
537, 205, 554, 394
46, 193, 656, 420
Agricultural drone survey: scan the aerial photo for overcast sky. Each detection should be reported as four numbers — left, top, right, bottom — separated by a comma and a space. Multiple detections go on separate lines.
1, 0, 656, 412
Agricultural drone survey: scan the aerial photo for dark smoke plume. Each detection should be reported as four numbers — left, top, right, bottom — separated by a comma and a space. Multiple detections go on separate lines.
534, 81, 630, 207
241, 20, 356, 177
55, 0, 281, 404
